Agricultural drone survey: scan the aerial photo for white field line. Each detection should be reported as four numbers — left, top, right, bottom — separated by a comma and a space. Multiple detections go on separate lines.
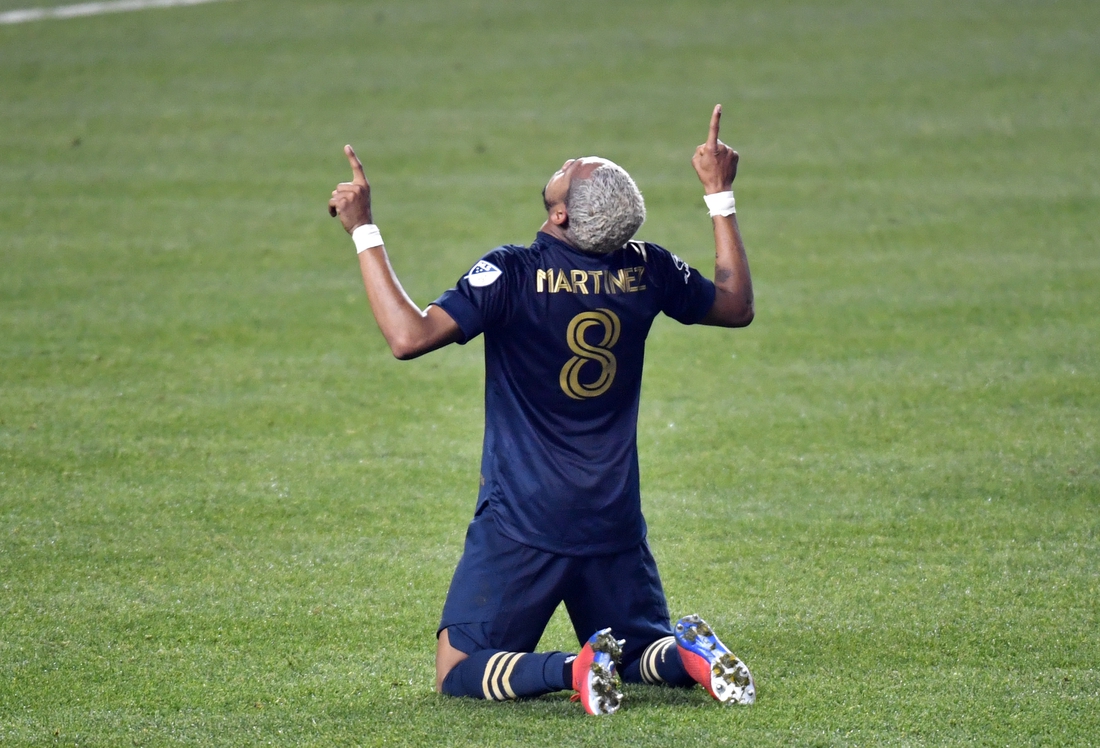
0, 0, 232, 25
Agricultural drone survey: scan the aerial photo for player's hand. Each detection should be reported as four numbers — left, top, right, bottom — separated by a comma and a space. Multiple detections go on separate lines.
691, 105, 738, 194
328, 144, 374, 233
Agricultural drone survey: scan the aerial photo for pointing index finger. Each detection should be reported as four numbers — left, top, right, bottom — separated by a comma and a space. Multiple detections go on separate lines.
345, 144, 367, 186
706, 104, 722, 152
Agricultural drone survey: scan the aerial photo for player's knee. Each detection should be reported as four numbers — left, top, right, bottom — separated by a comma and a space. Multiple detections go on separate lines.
435, 628, 469, 693
435, 657, 463, 694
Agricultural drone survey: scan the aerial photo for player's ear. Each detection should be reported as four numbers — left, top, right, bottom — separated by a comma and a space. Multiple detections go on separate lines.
548, 203, 568, 226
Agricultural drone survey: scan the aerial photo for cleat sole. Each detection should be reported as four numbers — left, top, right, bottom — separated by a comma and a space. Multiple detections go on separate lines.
675, 615, 755, 706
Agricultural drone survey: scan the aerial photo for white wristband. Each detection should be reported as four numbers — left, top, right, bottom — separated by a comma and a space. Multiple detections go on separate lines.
703, 191, 736, 217
351, 224, 384, 253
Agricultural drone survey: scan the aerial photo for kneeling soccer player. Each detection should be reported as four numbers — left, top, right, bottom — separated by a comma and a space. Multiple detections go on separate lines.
329, 105, 756, 714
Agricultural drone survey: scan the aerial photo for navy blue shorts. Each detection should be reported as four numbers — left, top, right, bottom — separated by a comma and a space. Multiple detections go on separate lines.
438, 508, 673, 668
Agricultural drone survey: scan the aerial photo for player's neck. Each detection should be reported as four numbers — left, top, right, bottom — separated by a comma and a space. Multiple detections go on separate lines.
539, 219, 575, 247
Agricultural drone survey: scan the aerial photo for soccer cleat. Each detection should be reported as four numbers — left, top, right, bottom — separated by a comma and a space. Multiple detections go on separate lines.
571, 628, 624, 715
674, 614, 755, 705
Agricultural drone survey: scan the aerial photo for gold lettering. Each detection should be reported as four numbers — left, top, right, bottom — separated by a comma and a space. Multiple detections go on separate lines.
552, 269, 573, 293
570, 269, 589, 294
537, 267, 646, 295
623, 268, 637, 291
608, 269, 629, 294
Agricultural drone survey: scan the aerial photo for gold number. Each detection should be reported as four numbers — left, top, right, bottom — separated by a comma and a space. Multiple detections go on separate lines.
559, 309, 621, 400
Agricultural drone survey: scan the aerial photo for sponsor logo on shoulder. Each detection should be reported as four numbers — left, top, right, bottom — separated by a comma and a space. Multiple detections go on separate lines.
466, 260, 502, 287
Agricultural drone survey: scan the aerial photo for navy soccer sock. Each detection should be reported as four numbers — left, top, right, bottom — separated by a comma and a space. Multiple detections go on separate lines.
441, 649, 574, 700
622, 636, 696, 687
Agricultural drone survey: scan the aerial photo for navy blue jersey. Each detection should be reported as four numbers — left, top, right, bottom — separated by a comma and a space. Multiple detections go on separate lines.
434, 232, 715, 556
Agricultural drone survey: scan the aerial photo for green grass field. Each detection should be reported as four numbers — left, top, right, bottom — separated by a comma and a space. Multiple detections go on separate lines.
2, 0, 1098, 745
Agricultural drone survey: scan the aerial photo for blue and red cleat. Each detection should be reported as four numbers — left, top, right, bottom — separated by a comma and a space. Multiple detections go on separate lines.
674, 614, 755, 705
571, 628, 624, 715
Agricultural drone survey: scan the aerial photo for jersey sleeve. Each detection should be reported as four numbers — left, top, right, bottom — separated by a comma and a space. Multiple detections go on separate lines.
647, 243, 716, 325
431, 247, 514, 343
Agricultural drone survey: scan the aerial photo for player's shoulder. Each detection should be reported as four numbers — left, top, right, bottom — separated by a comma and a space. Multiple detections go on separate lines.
624, 239, 687, 269
483, 237, 567, 272
621, 239, 700, 290
462, 242, 535, 289
477, 241, 544, 266
623, 238, 676, 259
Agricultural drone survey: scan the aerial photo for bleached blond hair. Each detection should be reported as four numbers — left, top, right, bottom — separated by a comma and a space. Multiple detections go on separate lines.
565, 160, 646, 255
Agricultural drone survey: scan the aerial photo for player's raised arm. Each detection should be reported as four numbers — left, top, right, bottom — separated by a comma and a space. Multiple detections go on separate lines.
692, 106, 755, 328
329, 145, 462, 359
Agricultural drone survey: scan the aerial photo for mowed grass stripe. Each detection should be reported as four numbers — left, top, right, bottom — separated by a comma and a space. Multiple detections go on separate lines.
2, 0, 1098, 745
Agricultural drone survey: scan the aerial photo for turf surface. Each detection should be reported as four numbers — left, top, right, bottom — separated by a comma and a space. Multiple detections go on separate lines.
1, 0, 1098, 745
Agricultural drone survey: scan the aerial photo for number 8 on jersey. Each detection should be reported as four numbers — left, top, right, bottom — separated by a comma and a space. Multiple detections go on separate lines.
559, 309, 621, 400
